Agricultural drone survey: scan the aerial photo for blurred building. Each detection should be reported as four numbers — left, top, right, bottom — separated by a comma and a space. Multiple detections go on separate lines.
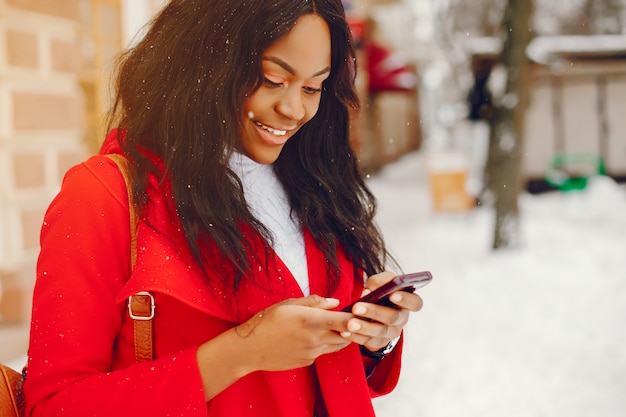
344, 0, 426, 170
524, 35, 626, 189
458, 34, 626, 192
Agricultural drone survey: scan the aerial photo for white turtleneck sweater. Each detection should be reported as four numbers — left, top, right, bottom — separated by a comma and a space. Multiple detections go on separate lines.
229, 152, 310, 295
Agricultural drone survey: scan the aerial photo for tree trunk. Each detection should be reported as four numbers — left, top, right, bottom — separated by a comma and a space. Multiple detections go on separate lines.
484, 0, 534, 249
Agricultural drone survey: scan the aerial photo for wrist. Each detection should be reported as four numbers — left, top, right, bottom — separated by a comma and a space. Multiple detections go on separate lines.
360, 336, 401, 360
196, 327, 254, 400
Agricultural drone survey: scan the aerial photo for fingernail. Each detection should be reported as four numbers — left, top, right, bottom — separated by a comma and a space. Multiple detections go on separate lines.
354, 305, 366, 315
348, 321, 361, 332
390, 293, 402, 303
326, 298, 340, 305
341, 331, 352, 338
361, 288, 371, 297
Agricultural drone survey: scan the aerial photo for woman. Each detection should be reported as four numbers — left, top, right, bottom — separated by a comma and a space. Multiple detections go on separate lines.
24, 0, 424, 416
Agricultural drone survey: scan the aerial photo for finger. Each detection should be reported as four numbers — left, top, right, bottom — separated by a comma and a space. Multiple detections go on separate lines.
287, 294, 341, 310
302, 308, 352, 334
343, 317, 403, 352
359, 287, 371, 297
346, 316, 398, 339
364, 271, 396, 292
388, 291, 423, 312
341, 322, 392, 351
316, 329, 354, 353
332, 341, 351, 353
352, 302, 409, 328
340, 330, 376, 348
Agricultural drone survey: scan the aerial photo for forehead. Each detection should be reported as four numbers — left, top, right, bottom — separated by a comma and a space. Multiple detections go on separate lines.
262, 14, 331, 76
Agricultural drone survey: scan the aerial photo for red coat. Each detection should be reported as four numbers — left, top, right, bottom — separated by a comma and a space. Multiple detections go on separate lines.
24, 131, 403, 416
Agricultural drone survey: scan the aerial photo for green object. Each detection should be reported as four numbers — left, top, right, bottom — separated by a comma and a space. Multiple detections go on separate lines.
545, 152, 606, 192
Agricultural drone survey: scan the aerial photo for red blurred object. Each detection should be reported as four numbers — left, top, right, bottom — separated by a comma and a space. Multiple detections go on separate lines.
366, 42, 417, 93
346, 14, 366, 46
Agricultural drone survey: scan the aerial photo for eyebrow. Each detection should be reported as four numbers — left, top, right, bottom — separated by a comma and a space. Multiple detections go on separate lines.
262, 56, 330, 78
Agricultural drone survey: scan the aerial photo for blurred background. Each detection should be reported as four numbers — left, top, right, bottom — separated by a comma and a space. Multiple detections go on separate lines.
0, 1, 625, 415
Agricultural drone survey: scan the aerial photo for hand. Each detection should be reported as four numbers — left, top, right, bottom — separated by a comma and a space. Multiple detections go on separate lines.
341, 271, 424, 352
196, 295, 352, 400
235, 295, 352, 372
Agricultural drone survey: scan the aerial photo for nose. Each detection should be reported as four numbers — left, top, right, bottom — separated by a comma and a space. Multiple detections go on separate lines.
276, 87, 306, 121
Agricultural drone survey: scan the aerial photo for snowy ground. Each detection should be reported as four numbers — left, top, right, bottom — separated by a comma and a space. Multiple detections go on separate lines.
370, 151, 626, 417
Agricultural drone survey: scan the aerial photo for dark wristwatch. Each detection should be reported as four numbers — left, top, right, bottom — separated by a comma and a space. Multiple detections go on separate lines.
359, 336, 400, 360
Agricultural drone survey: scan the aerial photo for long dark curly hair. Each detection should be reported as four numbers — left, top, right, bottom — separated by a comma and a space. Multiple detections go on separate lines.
107, 0, 394, 295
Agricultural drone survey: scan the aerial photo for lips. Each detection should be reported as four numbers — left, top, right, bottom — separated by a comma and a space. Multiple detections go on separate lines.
253, 121, 295, 146
254, 121, 288, 136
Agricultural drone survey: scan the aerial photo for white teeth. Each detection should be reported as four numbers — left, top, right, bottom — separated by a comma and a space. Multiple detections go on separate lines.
255, 121, 286, 136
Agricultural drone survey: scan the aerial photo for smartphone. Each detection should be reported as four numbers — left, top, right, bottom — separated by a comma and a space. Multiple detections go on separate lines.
341, 271, 432, 312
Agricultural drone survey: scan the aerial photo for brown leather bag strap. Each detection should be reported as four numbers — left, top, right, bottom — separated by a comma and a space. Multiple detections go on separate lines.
128, 292, 155, 362
0, 364, 25, 417
105, 154, 154, 362
105, 154, 138, 266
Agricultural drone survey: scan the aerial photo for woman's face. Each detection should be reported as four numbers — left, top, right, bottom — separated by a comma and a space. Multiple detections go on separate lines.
241, 14, 331, 164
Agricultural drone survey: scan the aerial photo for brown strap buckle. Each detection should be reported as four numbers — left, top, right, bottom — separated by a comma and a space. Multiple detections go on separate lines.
128, 291, 155, 321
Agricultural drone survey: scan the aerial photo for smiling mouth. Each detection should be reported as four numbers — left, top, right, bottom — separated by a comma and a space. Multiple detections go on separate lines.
254, 121, 287, 137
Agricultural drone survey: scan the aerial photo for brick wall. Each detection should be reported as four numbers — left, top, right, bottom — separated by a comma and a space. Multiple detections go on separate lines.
0, 0, 89, 327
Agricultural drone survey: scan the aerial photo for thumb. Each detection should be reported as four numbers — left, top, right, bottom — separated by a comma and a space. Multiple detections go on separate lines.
292, 294, 340, 310
365, 271, 395, 291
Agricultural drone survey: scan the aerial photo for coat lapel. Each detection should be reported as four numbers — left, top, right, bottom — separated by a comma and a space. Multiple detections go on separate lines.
315, 345, 377, 417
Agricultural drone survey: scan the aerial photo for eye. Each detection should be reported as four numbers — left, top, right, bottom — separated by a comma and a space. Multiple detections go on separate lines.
303, 86, 322, 95
263, 77, 282, 88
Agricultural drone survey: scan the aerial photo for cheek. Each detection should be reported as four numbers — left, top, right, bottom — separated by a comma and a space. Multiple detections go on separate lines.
243, 97, 257, 116
244, 90, 269, 115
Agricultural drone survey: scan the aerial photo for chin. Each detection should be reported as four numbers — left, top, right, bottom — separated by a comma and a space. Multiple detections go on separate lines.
245, 146, 284, 165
